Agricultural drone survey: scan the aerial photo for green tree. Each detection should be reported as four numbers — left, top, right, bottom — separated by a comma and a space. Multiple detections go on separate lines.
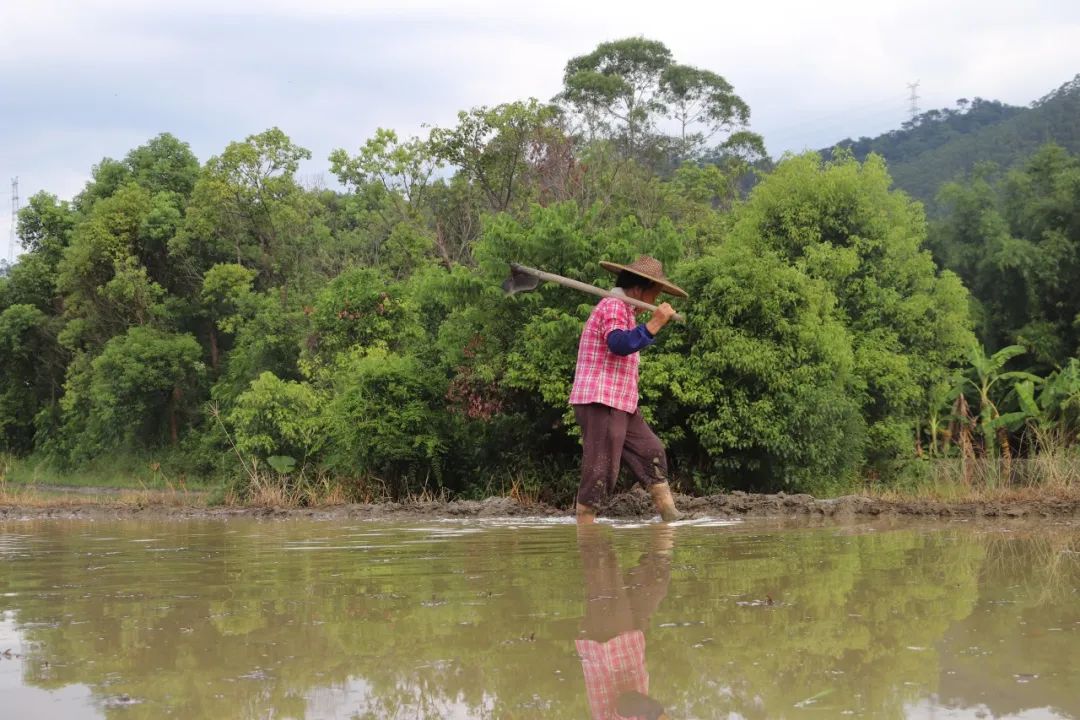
559, 37, 674, 157
559, 37, 761, 164
174, 128, 326, 288
429, 100, 563, 213
73, 157, 131, 213
729, 152, 975, 467
303, 267, 425, 373
227, 371, 325, 465
74, 134, 201, 215
322, 348, 446, 489
55, 183, 168, 351
209, 289, 307, 406
57, 327, 204, 462
659, 64, 760, 160
931, 163, 1039, 355
16, 191, 76, 267
0, 252, 62, 315
931, 145, 1080, 369
330, 128, 439, 213
123, 132, 201, 198
200, 262, 258, 370
328, 130, 443, 273
647, 245, 864, 493
0, 304, 66, 453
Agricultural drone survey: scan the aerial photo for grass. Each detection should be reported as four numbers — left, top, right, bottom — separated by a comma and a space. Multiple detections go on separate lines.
863, 455, 1079, 502
205, 402, 373, 508
0, 487, 204, 509
1, 462, 207, 509
5, 452, 217, 491
465, 464, 577, 507
222, 461, 365, 508
3, 441, 1079, 510
870, 424, 1080, 502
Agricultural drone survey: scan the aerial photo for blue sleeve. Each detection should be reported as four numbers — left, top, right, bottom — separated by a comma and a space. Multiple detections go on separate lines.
606, 323, 655, 356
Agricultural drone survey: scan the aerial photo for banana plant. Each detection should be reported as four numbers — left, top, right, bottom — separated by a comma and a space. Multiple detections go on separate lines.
962, 345, 1043, 475
923, 377, 963, 458
1011, 359, 1080, 441
1014, 379, 1043, 423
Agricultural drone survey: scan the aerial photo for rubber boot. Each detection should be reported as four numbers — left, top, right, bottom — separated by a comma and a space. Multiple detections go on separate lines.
648, 482, 681, 522
575, 502, 597, 524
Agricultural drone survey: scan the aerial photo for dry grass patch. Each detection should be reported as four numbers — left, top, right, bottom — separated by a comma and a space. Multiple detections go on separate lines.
0, 451, 208, 509
0, 484, 206, 509
507, 475, 541, 506
221, 464, 388, 508
865, 456, 1080, 503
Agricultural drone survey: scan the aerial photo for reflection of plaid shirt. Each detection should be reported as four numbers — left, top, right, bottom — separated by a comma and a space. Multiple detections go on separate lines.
576, 630, 649, 720
569, 296, 640, 413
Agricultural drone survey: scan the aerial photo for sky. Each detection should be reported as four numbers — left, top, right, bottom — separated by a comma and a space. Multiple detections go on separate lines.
2, 0, 1080, 262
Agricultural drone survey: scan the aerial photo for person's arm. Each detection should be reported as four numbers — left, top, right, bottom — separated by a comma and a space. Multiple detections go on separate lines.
645, 302, 676, 336
606, 324, 655, 356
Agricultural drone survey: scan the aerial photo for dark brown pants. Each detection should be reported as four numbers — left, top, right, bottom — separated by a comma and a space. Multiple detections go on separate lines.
573, 403, 669, 509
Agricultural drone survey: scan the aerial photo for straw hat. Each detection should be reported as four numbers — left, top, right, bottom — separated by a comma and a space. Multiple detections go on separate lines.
599, 255, 688, 298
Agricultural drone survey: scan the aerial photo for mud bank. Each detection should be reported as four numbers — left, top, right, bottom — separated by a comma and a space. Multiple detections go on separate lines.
2, 488, 1079, 521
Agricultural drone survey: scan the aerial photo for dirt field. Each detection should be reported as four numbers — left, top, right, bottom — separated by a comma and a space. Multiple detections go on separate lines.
3, 487, 1079, 521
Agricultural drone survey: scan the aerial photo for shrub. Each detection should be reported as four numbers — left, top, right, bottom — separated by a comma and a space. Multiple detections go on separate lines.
322, 348, 447, 491
227, 371, 325, 465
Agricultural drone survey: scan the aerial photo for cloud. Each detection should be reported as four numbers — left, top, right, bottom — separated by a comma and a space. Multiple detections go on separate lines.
3, 0, 1080, 261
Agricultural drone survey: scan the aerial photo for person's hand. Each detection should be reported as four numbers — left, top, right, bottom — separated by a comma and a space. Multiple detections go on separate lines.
646, 303, 676, 335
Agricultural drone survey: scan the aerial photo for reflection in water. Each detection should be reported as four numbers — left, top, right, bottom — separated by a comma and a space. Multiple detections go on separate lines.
576, 525, 674, 720
0, 519, 1076, 718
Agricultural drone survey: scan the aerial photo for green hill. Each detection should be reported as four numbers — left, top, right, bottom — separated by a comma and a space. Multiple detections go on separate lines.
822, 75, 1080, 209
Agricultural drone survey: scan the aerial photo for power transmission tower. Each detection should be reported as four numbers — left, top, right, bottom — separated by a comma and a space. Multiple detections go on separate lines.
907, 81, 921, 121
8, 176, 18, 260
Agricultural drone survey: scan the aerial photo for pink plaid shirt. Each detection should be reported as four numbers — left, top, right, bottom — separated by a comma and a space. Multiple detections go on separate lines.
569, 296, 640, 413
576, 630, 649, 720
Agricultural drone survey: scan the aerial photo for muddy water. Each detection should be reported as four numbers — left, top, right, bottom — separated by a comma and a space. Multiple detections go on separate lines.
0, 518, 1077, 720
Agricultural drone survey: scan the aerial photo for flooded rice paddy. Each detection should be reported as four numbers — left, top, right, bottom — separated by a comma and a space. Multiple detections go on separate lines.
1, 516, 1078, 719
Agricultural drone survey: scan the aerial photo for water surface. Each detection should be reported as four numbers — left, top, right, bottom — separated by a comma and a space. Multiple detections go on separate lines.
1, 517, 1077, 719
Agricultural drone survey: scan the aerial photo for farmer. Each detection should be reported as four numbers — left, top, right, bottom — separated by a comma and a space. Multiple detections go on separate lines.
569, 255, 686, 524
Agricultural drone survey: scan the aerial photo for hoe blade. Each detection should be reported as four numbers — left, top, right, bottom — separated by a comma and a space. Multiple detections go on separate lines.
502, 264, 541, 295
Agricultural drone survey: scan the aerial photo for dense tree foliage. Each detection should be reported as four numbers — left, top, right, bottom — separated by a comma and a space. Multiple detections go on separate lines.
558, 37, 764, 167
827, 98, 1024, 171
826, 75, 1080, 209
4, 39, 1077, 499
930, 144, 1080, 369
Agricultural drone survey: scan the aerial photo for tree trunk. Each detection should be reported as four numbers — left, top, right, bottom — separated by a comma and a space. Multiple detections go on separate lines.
168, 386, 182, 445
433, 221, 454, 270
952, 395, 976, 486
208, 325, 219, 371
959, 428, 975, 487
